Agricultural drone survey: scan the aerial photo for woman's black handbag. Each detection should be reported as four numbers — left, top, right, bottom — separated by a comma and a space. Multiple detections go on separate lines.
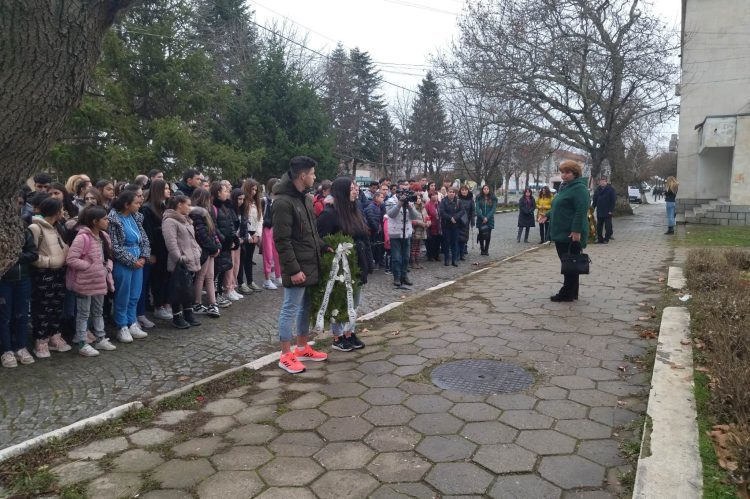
560, 244, 591, 275
168, 261, 194, 305
477, 225, 491, 241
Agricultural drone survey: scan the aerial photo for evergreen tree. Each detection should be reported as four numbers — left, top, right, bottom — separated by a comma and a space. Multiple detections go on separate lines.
408, 72, 452, 176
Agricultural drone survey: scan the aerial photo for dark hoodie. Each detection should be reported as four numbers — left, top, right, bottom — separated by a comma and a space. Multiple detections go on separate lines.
458, 190, 475, 243
174, 180, 196, 198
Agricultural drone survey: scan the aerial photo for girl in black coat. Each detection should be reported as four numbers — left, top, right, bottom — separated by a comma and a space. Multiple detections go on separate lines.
190, 188, 223, 317
210, 182, 237, 305
457, 185, 475, 260
439, 187, 465, 267
316, 177, 372, 353
517, 188, 536, 243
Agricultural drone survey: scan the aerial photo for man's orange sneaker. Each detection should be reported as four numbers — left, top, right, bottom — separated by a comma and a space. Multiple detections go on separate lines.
278, 351, 305, 374
295, 344, 328, 362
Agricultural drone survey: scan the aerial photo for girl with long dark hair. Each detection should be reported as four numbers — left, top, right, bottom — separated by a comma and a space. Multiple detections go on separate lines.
140, 179, 172, 323
262, 178, 282, 289
95, 180, 115, 210
190, 188, 222, 316
537, 186, 553, 243
517, 188, 536, 243
238, 179, 263, 293
475, 185, 498, 255
226, 187, 247, 301
316, 177, 373, 352
210, 181, 236, 305
439, 187, 465, 267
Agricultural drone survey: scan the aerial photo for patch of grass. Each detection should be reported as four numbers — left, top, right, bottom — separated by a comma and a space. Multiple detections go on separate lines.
5, 464, 57, 497
121, 406, 156, 426
60, 482, 87, 499
138, 475, 160, 496
618, 469, 635, 492
677, 225, 750, 248
694, 371, 736, 499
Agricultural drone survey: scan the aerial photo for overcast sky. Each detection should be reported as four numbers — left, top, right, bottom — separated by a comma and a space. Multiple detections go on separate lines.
252, 0, 682, 149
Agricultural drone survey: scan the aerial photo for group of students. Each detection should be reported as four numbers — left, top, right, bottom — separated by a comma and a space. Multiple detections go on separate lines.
0, 170, 284, 368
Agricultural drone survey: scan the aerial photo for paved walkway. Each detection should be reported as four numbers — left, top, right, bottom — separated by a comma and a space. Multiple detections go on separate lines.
31, 204, 671, 498
1, 211, 529, 449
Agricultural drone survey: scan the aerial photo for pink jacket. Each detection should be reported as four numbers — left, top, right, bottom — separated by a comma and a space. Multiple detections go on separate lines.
66, 226, 114, 296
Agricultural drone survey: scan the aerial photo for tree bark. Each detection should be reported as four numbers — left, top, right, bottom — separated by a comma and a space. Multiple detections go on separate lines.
0, 0, 136, 274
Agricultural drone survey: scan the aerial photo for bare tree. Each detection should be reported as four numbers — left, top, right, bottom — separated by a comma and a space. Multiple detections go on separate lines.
0, 0, 136, 273
443, 0, 678, 208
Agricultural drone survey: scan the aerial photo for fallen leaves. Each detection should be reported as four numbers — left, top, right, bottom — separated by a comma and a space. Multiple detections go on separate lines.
708, 424, 739, 472
391, 330, 400, 336
639, 330, 658, 339
177, 375, 190, 382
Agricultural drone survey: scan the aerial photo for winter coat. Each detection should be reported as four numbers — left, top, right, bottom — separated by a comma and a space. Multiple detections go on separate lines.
411, 205, 429, 240
548, 177, 590, 248
475, 195, 498, 230
439, 196, 465, 231
29, 217, 69, 269
592, 184, 616, 217
162, 209, 202, 272
517, 196, 536, 228
385, 196, 418, 239
234, 208, 248, 240
313, 194, 326, 217
107, 209, 151, 268
140, 203, 167, 264
536, 195, 553, 219
1, 227, 39, 282
190, 207, 222, 257
425, 200, 441, 236
363, 200, 383, 235
212, 199, 236, 251
458, 192, 475, 243
272, 173, 328, 288
65, 226, 114, 296
174, 180, 196, 198
316, 205, 373, 285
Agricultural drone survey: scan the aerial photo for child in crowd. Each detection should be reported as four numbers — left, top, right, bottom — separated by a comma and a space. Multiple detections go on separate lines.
261, 178, 282, 289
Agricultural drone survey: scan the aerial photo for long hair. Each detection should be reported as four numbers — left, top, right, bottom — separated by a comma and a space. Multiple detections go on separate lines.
330, 177, 367, 236
191, 188, 215, 233
242, 179, 262, 218
49, 182, 78, 218
266, 178, 279, 197
83, 187, 103, 207
539, 186, 552, 199
231, 187, 246, 215
145, 179, 169, 218
666, 176, 679, 193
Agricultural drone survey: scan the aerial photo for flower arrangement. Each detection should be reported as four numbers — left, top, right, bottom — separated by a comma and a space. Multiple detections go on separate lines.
309, 233, 361, 326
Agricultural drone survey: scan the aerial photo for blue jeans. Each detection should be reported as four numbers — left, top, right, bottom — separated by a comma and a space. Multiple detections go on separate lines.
75, 294, 105, 344
390, 238, 411, 281
331, 288, 362, 336
443, 227, 460, 263
113, 262, 143, 328
666, 201, 676, 227
0, 277, 31, 353
278, 286, 311, 342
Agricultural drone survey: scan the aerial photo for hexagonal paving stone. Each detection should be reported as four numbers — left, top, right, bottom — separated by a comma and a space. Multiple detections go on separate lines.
360, 373, 402, 387
268, 432, 325, 457
404, 395, 453, 413
450, 402, 501, 422
576, 367, 622, 381
319, 382, 367, 398
409, 413, 463, 435
360, 387, 408, 405
536, 400, 589, 420
68, 437, 129, 460
320, 397, 371, 417
128, 428, 175, 447
314, 442, 376, 470
473, 444, 537, 473
556, 419, 612, 439
196, 471, 264, 499
441, 390, 486, 403
259, 457, 324, 486
551, 375, 596, 390
516, 430, 577, 455
486, 393, 537, 410
152, 459, 215, 489
461, 421, 518, 444
172, 436, 225, 457
362, 405, 416, 426
535, 386, 569, 400
210, 445, 273, 470
416, 435, 476, 462
538, 455, 605, 489
86, 473, 141, 498
317, 417, 373, 441
500, 410, 554, 430
311, 470, 380, 499
488, 474, 562, 499
389, 354, 427, 366
256, 488, 316, 499
367, 452, 431, 482
425, 462, 493, 495
226, 424, 279, 445
589, 407, 639, 427
50, 460, 103, 487
203, 398, 248, 416
287, 392, 327, 409
577, 439, 626, 467
365, 426, 422, 452
110, 449, 164, 473
276, 409, 327, 431
140, 490, 192, 499
234, 405, 278, 424
357, 360, 397, 375
568, 389, 618, 407
415, 338, 448, 348
153, 410, 195, 426
200, 416, 238, 434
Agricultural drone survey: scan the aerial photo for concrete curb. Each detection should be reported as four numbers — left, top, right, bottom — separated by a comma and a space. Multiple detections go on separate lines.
668, 266, 686, 290
0, 402, 143, 463
633, 305, 702, 498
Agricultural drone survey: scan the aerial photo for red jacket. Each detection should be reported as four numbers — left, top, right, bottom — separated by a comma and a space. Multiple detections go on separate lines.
425, 201, 441, 236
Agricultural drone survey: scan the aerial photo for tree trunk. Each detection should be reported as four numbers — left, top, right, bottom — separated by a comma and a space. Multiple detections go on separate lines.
0, 0, 135, 274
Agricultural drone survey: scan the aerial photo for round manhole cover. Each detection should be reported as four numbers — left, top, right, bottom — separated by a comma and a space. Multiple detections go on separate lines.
431, 360, 533, 395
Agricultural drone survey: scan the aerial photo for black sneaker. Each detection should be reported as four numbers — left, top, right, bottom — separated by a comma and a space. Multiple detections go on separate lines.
401, 276, 413, 286
332, 336, 354, 352
172, 313, 190, 329
347, 333, 365, 349
206, 304, 221, 317
183, 308, 202, 326
192, 303, 208, 315
393, 279, 401, 287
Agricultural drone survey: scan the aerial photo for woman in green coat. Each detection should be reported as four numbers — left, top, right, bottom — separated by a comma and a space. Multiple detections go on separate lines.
475, 185, 498, 256
540, 160, 590, 302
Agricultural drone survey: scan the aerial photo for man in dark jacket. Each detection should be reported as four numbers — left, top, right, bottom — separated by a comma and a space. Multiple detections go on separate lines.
273, 156, 330, 374
364, 192, 385, 267
174, 169, 203, 198
592, 177, 616, 243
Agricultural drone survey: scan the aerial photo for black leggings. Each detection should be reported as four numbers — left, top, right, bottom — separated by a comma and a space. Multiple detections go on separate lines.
555, 241, 581, 298
238, 241, 257, 285
479, 231, 492, 253
31, 268, 66, 339
539, 221, 550, 242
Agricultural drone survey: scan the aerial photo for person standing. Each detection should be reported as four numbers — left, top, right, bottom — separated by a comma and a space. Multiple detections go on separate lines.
364, 192, 385, 268
439, 187, 465, 267
592, 177, 616, 244
211, 181, 236, 304
457, 185, 475, 260
139, 178, 171, 324
517, 188, 536, 243
410, 195, 430, 269
108, 191, 150, 343
262, 178, 283, 290
424, 191, 442, 261
238, 179, 263, 293
475, 185, 498, 255
385, 188, 419, 288
273, 156, 329, 374
664, 176, 678, 235
190, 188, 223, 317
540, 160, 590, 302
175, 169, 203, 198
537, 186, 554, 243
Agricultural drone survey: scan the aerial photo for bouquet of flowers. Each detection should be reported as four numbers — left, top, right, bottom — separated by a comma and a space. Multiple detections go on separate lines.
309, 233, 361, 329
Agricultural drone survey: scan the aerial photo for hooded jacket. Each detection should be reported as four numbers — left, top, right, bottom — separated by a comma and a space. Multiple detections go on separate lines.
66, 226, 114, 296
29, 217, 69, 269
162, 209, 202, 272
272, 173, 327, 287
189, 206, 221, 256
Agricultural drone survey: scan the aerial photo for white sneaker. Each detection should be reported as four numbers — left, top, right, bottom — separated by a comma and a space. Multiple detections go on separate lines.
137, 315, 155, 329
238, 283, 252, 294
94, 338, 117, 351
263, 279, 278, 290
216, 294, 232, 307
79, 344, 100, 357
250, 282, 262, 292
129, 323, 148, 339
117, 327, 133, 343
227, 290, 243, 301
275, 277, 283, 286
154, 307, 172, 321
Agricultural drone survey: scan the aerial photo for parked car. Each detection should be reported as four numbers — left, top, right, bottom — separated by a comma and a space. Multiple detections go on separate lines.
628, 186, 642, 203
